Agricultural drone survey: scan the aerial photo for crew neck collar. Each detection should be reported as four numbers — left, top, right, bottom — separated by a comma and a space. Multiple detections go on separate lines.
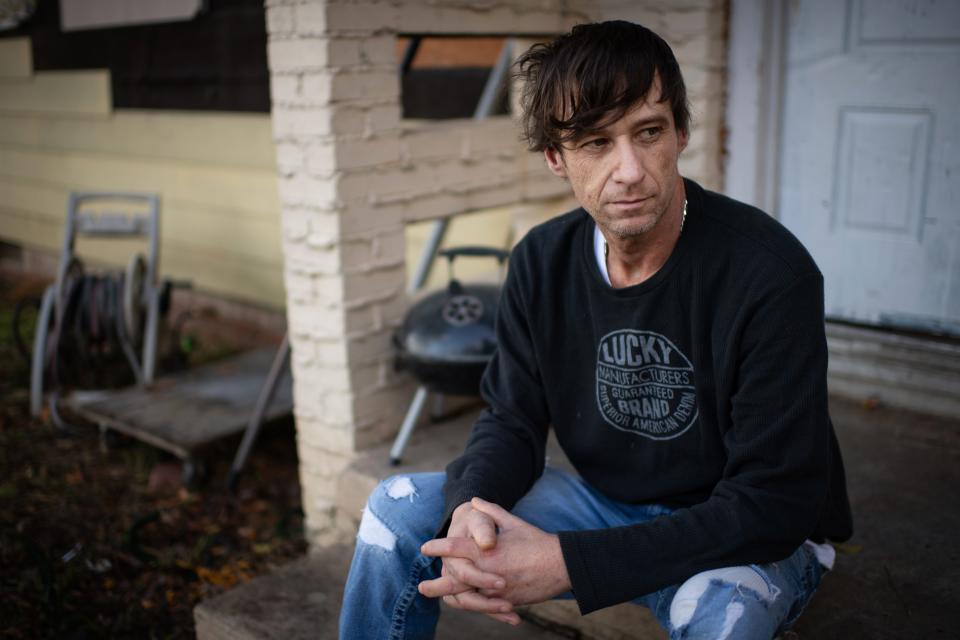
583, 178, 700, 297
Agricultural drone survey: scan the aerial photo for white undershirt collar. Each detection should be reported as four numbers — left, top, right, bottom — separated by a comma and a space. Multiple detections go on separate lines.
593, 223, 612, 286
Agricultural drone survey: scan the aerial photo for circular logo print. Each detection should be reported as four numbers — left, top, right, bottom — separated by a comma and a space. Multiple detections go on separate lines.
442, 295, 484, 326
595, 329, 698, 440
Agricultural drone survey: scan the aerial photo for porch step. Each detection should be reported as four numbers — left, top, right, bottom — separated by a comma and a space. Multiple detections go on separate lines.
826, 322, 960, 419
194, 543, 575, 639
336, 410, 667, 640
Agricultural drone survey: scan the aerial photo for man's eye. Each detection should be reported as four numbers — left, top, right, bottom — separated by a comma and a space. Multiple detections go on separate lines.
580, 138, 608, 149
639, 127, 663, 140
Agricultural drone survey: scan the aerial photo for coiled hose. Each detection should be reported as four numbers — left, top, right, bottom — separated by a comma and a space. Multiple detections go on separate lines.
16, 261, 175, 432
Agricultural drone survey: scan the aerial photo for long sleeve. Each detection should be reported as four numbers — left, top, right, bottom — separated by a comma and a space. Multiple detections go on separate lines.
442, 249, 551, 525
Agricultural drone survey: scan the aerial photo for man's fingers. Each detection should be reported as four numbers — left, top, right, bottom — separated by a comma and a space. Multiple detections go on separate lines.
420, 557, 504, 597
421, 537, 477, 559
443, 557, 505, 591
418, 575, 472, 598
441, 589, 514, 614
486, 612, 522, 626
470, 497, 524, 530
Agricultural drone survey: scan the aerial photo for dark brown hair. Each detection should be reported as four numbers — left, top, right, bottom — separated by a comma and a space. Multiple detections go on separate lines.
515, 20, 691, 152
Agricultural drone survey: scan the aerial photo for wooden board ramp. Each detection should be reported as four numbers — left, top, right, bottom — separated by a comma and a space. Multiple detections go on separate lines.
64, 347, 292, 463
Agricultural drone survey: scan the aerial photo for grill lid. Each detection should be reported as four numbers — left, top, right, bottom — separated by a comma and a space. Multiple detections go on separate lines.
398, 280, 500, 364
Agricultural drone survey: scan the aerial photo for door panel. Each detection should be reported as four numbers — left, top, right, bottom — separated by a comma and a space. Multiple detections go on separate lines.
778, 0, 960, 335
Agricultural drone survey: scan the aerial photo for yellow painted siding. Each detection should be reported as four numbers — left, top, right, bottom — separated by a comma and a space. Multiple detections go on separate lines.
0, 50, 285, 308
0, 109, 277, 170
0, 71, 112, 115
0, 38, 32, 78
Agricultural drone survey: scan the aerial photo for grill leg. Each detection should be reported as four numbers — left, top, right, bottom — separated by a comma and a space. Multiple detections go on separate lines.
390, 386, 429, 466
430, 393, 445, 420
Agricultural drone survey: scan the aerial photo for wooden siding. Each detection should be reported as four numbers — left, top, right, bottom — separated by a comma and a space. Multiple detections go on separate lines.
0, 36, 528, 308
0, 37, 286, 307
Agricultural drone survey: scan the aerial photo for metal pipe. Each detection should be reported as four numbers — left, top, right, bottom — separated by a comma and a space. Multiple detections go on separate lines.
227, 333, 291, 493
474, 39, 513, 121
390, 385, 429, 465
408, 219, 450, 293
400, 36, 422, 74
30, 286, 56, 417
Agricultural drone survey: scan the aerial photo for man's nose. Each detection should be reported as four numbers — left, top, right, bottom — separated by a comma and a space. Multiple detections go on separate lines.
610, 140, 645, 184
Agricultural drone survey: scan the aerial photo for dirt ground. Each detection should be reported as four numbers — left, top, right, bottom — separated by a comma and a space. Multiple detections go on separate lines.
0, 276, 306, 639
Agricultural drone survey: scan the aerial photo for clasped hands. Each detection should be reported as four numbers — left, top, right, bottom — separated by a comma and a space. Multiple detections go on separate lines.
417, 497, 571, 626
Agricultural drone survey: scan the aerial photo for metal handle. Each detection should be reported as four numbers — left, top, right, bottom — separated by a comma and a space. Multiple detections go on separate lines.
438, 246, 510, 264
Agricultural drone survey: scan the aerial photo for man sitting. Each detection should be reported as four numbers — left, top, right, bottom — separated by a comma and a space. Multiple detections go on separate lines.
339, 20, 853, 640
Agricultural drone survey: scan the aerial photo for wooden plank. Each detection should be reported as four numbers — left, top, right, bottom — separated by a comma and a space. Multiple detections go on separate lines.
0, 176, 284, 264
0, 145, 282, 219
0, 71, 111, 115
65, 347, 292, 457
0, 206, 285, 308
0, 38, 32, 78
0, 110, 276, 170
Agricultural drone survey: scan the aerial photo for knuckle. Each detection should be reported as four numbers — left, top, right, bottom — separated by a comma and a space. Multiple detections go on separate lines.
449, 559, 472, 581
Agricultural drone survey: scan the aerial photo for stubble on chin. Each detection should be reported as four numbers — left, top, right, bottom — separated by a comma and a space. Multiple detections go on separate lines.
599, 209, 665, 241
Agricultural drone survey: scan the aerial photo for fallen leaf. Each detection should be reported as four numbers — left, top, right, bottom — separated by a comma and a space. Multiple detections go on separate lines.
832, 542, 864, 555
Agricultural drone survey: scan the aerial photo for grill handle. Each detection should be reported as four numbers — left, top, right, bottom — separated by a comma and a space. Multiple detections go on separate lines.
438, 246, 510, 264
438, 246, 510, 284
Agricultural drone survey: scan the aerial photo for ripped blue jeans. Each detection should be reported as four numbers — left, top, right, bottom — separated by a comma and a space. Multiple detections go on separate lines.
339, 468, 825, 639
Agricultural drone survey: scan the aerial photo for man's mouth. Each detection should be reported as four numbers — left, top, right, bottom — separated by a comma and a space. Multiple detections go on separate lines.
609, 196, 650, 207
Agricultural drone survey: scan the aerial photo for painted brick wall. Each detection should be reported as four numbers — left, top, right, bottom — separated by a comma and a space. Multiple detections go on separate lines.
265, 0, 726, 542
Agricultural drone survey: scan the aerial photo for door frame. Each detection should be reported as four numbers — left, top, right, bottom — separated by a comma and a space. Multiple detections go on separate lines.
723, 0, 788, 218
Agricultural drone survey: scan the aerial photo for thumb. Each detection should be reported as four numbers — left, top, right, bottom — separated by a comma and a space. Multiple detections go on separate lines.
471, 497, 524, 530
468, 509, 498, 550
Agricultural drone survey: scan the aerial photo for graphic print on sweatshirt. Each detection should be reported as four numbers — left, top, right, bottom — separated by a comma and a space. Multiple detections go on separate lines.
596, 329, 698, 440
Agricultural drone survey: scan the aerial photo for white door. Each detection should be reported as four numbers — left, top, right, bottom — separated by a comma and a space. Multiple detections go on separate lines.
778, 0, 960, 336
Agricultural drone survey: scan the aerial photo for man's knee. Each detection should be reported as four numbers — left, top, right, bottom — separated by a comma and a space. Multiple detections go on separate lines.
357, 473, 442, 552
669, 566, 780, 636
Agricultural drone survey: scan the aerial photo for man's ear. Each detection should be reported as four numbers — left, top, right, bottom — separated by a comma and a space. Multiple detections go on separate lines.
543, 146, 568, 178
677, 128, 689, 154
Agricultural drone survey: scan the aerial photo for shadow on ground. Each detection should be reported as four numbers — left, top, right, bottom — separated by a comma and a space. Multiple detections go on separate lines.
791, 398, 960, 639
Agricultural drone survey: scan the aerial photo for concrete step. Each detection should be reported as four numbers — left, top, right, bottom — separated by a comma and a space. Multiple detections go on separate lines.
194, 543, 570, 640
826, 323, 960, 419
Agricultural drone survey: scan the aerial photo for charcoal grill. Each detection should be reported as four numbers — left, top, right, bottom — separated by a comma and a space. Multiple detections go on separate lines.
390, 246, 509, 464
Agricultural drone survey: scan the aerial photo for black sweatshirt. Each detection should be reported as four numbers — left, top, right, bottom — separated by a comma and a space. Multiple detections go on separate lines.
442, 179, 853, 614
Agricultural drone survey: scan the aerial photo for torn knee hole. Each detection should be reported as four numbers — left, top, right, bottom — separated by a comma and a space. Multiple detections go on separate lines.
385, 476, 418, 501
357, 507, 397, 551
669, 566, 779, 630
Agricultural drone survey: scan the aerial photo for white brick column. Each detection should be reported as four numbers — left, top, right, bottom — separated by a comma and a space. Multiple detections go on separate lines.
267, 0, 411, 541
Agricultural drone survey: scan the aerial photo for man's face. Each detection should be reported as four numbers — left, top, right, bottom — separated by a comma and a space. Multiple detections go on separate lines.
543, 78, 688, 241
